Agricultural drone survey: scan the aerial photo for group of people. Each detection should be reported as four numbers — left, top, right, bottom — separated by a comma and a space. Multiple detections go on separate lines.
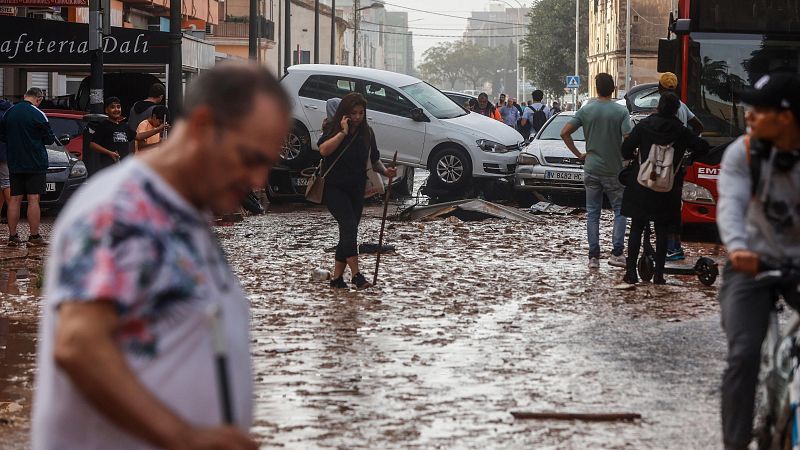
468, 90, 562, 141
559, 72, 707, 285
3, 60, 797, 450
561, 69, 800, 449
0, 84, 169, 249
85, 84, 169, 177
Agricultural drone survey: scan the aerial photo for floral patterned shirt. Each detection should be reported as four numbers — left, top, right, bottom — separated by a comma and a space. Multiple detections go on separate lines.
33, 158, 253, 450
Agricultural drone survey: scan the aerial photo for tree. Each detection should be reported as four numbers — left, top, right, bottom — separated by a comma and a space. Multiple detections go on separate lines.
418, 42, 462, 90
454, 41, 494, 92
520, 0, 589, 99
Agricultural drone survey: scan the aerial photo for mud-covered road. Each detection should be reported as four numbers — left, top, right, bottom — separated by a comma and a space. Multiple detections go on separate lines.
1, 193, 728, 449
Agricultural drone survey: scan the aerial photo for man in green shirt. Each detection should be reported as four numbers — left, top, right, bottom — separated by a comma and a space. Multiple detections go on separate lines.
560, 73, 633, 269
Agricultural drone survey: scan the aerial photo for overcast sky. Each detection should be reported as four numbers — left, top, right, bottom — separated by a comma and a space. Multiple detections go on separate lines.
381, 0, 522, 66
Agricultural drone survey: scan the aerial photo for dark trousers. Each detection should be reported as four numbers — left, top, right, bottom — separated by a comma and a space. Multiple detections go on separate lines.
720, 263, 777, 449
625, 218, 668, 279
325, 183, 364, 263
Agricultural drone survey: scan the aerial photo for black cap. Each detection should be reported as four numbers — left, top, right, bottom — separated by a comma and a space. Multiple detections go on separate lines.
738, 73, 800, 118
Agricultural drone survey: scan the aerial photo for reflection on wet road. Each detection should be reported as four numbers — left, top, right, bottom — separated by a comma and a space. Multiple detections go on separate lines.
0, 204, 727, 449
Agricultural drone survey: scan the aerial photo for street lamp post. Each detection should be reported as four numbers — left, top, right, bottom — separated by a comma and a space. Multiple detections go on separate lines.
314, 0, 320, 63
330, 0, 336, 64
574, 0, 579, 109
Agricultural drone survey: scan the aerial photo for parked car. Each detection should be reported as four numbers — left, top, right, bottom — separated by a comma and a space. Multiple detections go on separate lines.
514, 112, 586, 199
43, 110, 87, 159
25, 143, 88, 212
266, 163, 415, 202
442, 90, 475, 110
280, 65, 524, 195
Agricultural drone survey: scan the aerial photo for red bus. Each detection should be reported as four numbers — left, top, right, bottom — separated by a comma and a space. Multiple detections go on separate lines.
657, 0, 800, 224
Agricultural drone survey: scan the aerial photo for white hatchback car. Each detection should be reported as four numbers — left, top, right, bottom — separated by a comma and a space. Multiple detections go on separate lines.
514, 112, 586, 195
280, 65, 524, 194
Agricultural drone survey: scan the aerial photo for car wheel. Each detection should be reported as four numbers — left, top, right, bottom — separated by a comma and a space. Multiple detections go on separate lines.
391, 166, 415, 197
428, 147, 472, 193
281, 125, 315, 169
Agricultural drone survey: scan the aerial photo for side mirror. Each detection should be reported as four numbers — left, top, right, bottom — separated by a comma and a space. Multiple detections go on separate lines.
57, 134, 71, 146
410, 108, 429, 122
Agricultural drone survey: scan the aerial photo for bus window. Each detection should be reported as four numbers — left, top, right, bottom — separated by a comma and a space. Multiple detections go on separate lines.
687, 33, 800, 145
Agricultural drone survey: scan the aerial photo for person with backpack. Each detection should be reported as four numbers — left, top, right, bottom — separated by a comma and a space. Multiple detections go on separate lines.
619, 92, 710, 285
521, 90, 551, 140
717, 73, 800, 450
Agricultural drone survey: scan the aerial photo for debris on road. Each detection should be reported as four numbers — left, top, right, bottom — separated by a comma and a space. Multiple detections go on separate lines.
529, 202, 584, 215
510, 411, 642, 422
396, 199, 535, 222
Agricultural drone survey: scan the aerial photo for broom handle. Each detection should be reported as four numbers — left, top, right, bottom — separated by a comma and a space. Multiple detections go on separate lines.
373, 151, 398, 285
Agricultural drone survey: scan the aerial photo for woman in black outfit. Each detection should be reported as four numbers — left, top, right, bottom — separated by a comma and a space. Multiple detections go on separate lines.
620, 92, 710, 285
318, 93, 396, 290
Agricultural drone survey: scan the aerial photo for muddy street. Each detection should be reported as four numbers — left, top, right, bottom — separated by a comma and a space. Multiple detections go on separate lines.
0, 199, 727, 449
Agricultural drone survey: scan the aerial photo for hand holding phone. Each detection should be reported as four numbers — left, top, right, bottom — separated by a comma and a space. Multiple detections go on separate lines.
340, 116, 350, 135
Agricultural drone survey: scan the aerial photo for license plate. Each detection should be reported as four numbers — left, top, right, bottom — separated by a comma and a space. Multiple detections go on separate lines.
292, 177, 309, 187
45, 182, 56, 192
544, 171, 582, 182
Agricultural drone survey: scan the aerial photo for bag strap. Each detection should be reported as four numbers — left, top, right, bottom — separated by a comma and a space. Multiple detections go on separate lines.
321, 131, 357, 178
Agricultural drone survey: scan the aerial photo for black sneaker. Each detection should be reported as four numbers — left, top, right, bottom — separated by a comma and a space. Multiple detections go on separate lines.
352, 273, 372, 290
7, 234, 21, 247
653, 275, 667, 285
330, 277, 348, 289
26, 234, 46, 247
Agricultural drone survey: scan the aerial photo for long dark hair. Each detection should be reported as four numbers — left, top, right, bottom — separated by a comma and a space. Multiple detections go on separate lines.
325, 92, 371, 147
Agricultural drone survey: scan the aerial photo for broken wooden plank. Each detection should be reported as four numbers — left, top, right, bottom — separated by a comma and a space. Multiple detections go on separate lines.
510, 411, 642, 422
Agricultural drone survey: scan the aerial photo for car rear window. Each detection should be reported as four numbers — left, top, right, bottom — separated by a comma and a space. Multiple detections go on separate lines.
299, 75, 358, 101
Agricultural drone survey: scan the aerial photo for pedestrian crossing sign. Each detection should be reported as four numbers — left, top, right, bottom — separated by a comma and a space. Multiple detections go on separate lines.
566, 76, 581, 89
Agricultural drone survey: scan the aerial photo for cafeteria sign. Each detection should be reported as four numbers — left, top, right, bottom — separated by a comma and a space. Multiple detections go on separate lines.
0, 15, 169, 65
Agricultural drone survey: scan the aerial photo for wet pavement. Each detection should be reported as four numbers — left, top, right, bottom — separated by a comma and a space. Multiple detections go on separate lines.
0, 190, 729, 449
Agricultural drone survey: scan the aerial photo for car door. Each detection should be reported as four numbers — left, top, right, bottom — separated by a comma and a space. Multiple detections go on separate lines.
362, 81, 426, 165
297, 75, 359, 146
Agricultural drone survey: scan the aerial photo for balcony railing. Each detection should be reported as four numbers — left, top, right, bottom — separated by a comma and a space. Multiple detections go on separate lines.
211, 18, 274, 40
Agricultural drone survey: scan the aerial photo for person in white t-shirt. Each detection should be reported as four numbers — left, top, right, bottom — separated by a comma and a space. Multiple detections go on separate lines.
32, 63, 291, 450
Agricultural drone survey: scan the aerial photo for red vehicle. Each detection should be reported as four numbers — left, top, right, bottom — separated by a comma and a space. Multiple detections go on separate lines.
656, 0, 800, 224
42, 110, 88, 159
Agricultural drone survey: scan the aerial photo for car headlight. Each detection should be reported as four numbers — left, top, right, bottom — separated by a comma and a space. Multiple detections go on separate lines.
69, 161, 87, 178
476, 139, 509, 153
682, 181, 715, 204
517, 153, 540, 166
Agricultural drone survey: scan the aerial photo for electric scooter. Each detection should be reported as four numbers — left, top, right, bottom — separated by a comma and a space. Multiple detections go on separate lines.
636, 222, 719, 286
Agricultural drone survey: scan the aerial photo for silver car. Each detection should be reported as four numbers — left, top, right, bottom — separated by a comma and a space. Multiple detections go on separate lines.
514, 112, 586, 194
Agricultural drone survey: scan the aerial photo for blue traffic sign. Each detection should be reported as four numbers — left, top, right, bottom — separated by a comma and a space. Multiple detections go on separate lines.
566, 75, 581, 89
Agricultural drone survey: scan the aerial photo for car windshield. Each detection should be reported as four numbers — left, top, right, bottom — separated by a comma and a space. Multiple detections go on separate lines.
630, 87, 660, 112
536, 115, 585, 141
400, 82, 468, 119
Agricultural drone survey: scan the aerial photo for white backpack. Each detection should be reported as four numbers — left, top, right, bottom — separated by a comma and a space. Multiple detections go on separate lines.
637, 143, 676, 192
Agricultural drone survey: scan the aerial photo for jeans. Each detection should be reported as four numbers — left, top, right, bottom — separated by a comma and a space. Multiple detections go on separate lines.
325, 183, 365, 263
584, 173, 627, 259
719, 263, 778, 449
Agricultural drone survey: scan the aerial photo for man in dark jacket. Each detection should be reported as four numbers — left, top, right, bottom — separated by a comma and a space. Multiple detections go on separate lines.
0, 87, 54, 247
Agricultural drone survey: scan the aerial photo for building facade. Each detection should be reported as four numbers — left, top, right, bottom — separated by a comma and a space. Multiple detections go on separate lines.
587, 0, 675, 97
383, 11, 414, 76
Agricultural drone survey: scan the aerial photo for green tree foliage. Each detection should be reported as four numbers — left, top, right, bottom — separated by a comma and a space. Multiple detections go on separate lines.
418, 40, 510, 93
521, 0, 589, 98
